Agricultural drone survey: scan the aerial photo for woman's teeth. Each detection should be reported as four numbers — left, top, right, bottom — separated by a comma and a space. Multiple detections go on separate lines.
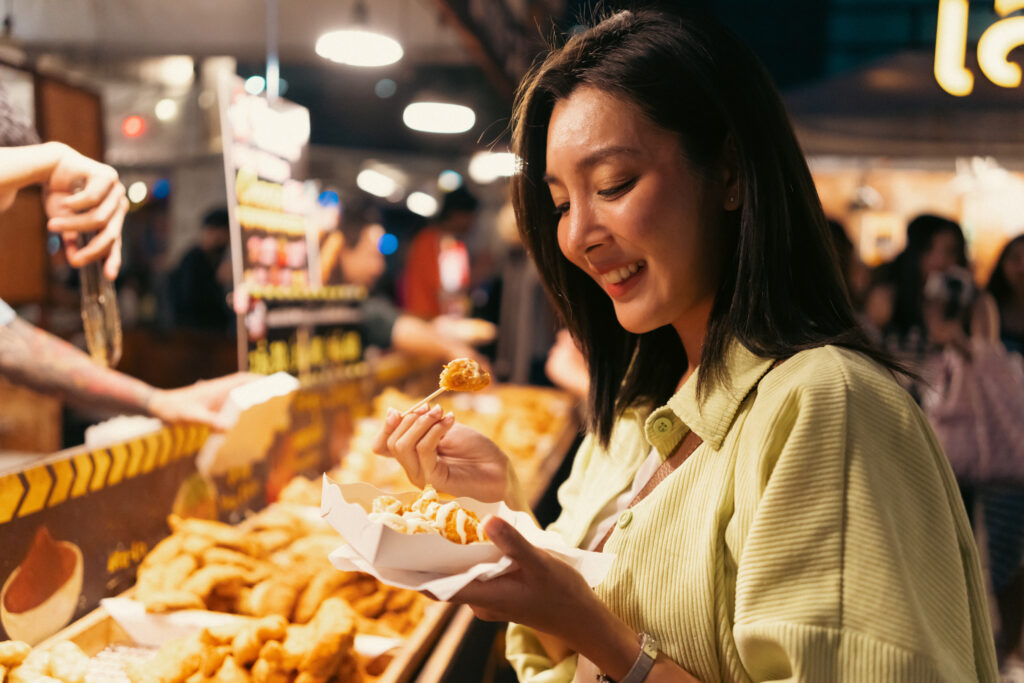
602, 261, 644, 285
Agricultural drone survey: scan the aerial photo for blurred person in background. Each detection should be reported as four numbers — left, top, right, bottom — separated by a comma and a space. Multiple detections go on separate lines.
168, 207, 233, 332
327, 200, 488, 367
827, 218, 870, 311
984, 233, 1024, 670
989, 234, 1024, 356
865, 214, 998, 368
0, 143, 250, 431
399, 186, 478, 318
491, 198, 559, 385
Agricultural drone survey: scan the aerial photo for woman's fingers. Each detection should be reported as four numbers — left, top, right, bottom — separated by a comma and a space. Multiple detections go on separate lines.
416, 412, 455, 478
371, 408, 404, 455
482, 515, 543, 573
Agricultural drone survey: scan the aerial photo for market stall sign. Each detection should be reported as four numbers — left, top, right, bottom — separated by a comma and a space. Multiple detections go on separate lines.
935, 0, 1024, 96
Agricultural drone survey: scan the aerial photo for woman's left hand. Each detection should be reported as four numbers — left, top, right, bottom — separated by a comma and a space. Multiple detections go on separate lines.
450, 515, 604, 643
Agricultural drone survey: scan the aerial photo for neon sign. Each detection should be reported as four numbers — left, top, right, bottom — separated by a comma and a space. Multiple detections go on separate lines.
935, 0, 1024, 96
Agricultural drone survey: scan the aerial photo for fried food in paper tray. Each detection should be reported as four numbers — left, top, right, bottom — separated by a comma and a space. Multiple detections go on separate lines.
319, 477, 615, 601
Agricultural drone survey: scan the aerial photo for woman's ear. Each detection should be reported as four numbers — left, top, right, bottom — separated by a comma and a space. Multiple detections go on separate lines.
721, 137, 742, 212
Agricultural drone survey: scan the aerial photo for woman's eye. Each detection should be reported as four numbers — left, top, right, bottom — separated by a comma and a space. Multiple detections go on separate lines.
553, 202, 570, 217
598, 177, 638, 198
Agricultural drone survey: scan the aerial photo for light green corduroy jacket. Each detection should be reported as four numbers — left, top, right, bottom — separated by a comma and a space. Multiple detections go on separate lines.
507, 343, 998, 683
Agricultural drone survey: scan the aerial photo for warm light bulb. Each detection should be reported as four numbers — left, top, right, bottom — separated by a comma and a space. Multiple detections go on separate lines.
127, 181, 148, 204
154, 98, 179, 122
357, 169, 398, 198
316, 29, 403, 67
406, 192, 438, 217
402, 102, 475, 134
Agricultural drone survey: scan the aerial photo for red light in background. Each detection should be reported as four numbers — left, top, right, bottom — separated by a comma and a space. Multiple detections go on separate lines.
122, 115, 145, 138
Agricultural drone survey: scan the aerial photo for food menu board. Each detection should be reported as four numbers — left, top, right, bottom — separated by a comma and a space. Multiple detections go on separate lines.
218, 75, 366, 379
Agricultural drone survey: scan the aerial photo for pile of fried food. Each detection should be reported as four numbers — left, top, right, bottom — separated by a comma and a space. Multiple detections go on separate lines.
367, 485, 487, 545
125, 599, 359, 683
133, 506, 424, 639
0, 639, 89, 683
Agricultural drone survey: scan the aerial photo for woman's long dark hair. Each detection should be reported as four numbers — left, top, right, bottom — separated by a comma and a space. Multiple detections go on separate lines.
511, 7, 901, 444
884, 214, 967, 342
987, 233, 1024, 309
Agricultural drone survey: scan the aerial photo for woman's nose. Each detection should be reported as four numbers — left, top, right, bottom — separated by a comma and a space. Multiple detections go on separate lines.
564, 200, 603, 257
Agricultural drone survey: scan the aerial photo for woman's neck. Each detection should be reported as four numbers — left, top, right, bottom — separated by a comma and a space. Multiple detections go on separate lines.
672, 299, 714, 390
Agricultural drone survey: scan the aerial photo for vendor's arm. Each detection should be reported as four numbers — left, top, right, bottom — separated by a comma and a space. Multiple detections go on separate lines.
0, 142, 127, 279
0, 315, 250, 429
391, 314, 488, 368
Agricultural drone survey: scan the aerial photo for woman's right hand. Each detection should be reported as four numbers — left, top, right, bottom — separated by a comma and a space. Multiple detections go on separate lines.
372, 404, 527, 510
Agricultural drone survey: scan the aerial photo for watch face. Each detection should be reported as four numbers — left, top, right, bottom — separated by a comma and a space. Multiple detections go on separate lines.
641, 633, 659, 658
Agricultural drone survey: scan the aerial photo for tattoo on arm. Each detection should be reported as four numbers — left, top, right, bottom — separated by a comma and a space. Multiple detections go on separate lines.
0, 317, 155, 414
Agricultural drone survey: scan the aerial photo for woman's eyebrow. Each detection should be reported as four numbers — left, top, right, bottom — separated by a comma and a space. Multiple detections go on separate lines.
543, 145, 640, 185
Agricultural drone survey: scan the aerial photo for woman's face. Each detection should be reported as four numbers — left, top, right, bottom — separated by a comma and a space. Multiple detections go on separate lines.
921, 229, 961, 277
1001, 240, 1024, 294
545, 86, 726, 335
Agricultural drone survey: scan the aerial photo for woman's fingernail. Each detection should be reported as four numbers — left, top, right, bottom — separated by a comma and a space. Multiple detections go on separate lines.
429, 404, 442, 416
443, 412, 455, 425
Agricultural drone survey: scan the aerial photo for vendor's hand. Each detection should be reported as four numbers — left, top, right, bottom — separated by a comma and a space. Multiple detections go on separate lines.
147, 373, 259, 431
43, 145, 128, 280
451, 516, 604, 648
372, 403, 519, 506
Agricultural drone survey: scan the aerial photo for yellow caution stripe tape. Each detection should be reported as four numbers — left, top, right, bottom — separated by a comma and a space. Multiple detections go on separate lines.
0, 424, 209, 524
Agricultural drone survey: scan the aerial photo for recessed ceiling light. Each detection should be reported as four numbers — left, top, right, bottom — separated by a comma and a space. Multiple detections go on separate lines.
154, 98, 179, 122
357, 169, 398, 198
316, 29, 403, 67
402, 102, 475, 134
406, 192, 438, 217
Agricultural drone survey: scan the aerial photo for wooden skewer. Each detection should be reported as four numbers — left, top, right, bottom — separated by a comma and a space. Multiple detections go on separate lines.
403, 387, 447, 416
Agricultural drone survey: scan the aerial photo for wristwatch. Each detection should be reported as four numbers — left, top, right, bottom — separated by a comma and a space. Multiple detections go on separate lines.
597, 632, 659, 683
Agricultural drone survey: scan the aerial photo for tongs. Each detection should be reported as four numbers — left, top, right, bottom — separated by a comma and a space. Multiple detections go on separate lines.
71, 180, 122, 367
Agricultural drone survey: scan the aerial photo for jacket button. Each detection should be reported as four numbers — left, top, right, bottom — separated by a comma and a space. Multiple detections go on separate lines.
652, 417, 673, 434
617, 510, 633, 528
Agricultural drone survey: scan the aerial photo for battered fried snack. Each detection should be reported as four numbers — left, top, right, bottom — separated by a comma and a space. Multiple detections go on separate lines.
439, 358, 490, 392
0, 641, 30, 668
292, 568, 358, 624
239, 578, 299, 619
47, 641, 88, 683
232, 615, 288, 666
126, 633, 204, 683
367, 485, 487, 544
211, 655, 251, 683
168, 515, 258, 556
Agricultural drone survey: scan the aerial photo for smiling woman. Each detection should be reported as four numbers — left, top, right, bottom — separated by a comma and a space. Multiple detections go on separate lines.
372, 6, 1000, 683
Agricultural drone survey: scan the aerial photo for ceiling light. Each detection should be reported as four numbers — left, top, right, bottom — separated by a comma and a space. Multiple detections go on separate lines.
127, 181, 148, 204
438, 170, 463, 192
407, 192, 438, 217
403, 102, 475, 134
244, 76, 266, 95
357, 169, 398, 198
121, 115, 146, 138
316, 29, 403, 67
468, 151, 518, 184
154, 98, 179, 122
